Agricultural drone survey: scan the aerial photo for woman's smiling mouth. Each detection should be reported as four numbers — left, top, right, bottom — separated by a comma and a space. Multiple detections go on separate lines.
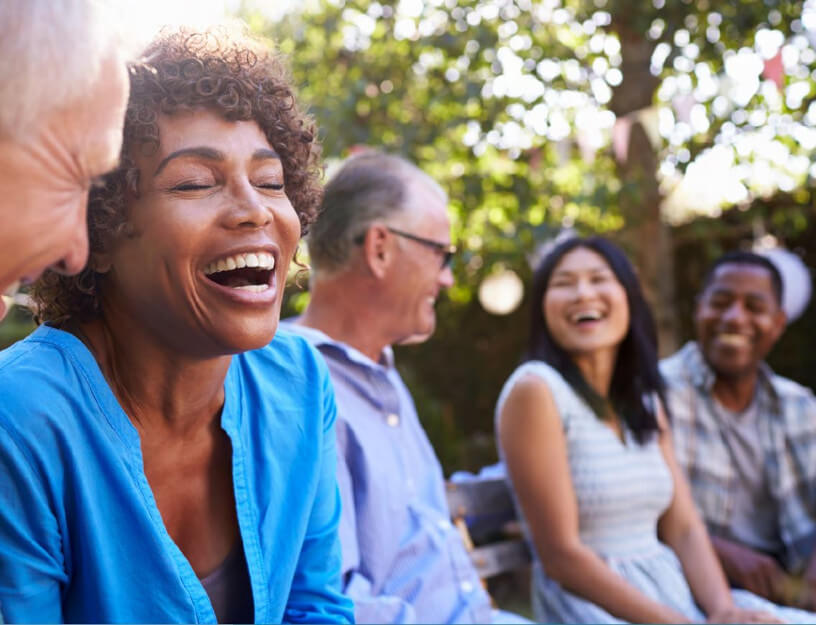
202, 250, 278, 302
204, 251, 275, 291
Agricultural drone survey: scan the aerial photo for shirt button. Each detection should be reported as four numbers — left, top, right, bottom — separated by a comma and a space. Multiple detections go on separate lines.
437, 518, 451, 530
461, 580, 474, 593
386, 413, 400, 427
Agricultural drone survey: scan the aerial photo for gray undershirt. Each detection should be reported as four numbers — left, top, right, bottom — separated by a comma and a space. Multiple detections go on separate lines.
199, 539, 254, 623
715, 395, 784, 557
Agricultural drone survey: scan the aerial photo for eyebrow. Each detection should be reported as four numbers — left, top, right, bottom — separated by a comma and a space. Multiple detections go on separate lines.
153, 146, 280, 176
552, 266, 610, 277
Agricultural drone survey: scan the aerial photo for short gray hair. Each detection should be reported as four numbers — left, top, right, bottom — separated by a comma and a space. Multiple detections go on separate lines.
0, 0, 125, 139
308, 151, 443, 274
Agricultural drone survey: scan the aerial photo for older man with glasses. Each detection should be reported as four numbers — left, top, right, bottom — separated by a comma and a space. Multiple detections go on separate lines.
286, 152, 525, 624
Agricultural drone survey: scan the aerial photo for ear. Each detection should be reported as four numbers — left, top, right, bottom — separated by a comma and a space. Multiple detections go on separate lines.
770, 306, 787, 342
361, 224, 395, 280
89, 250, 113, 275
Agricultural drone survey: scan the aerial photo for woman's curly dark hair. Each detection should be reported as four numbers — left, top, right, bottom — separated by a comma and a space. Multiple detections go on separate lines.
32, 25, 322, 324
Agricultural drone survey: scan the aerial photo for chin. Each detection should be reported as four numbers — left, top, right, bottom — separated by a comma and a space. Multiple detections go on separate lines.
214, 319, 281, 354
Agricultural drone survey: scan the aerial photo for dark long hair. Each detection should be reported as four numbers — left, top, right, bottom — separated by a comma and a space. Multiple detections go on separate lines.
526, 236, 667, 442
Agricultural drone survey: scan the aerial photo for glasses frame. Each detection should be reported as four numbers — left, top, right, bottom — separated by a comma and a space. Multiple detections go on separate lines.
354, 225, 457, 269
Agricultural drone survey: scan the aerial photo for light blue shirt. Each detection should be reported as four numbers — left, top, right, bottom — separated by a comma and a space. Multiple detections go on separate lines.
284, 322, 492, 624
0, 325, 354, 624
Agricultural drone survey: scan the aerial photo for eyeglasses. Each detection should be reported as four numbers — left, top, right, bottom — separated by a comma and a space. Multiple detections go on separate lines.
355, 226, 456, 269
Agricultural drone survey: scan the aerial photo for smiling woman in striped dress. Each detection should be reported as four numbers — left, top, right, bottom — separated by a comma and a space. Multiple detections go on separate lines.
495, 235, 816, 624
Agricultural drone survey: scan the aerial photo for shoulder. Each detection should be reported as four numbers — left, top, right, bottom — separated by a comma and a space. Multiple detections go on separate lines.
0, 327, 94, 418
498, 361, 571, 405
241, 327, 330, 387
769, 372, 815, 401
767, 372, 816, 426
659, 342, 699, 388
496, 360, 574, 425
0, 328, 104, 471
234, 329, 335, 436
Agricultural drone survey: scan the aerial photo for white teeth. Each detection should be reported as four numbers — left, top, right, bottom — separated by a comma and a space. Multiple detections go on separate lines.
203, 252, 276, 276
718, 333, 749, 346
233, 284, 270, 292
571, 310, 602, 323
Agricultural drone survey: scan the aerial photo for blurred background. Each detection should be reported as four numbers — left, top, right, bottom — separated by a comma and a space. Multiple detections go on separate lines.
2, 0, 815, 475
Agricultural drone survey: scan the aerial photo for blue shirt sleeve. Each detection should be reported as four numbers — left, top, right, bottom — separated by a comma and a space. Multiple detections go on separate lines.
0, 422, 66, 623
283, 359, 355, 624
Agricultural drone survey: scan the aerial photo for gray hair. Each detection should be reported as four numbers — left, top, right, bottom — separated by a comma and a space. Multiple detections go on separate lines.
0, 0, 126, 139
308, 151, 444, 274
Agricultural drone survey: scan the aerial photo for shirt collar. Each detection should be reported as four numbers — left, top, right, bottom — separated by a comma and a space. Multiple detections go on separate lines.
683, 340, 780, 410
281, 317, 395, 371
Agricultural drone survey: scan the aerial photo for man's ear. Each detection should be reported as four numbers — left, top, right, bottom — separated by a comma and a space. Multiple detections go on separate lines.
771, 306, 787, 343
361, 224, 393, 279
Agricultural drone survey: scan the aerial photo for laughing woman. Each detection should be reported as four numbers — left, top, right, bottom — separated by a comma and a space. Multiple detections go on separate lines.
0, 28, 353, 623
495, 236, 815, 624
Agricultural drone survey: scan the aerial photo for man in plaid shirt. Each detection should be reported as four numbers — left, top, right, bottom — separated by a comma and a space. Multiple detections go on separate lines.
661, 251, 816, 610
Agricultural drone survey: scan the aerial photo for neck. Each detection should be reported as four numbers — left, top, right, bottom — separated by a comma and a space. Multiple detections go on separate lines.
297, 273, 391, 362
77, 316, 231, 435
712, 370, 758, 412
571, 347, 618, 399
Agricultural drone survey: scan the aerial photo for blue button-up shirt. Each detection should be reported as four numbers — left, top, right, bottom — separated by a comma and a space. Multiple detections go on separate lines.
284, 322, 492, 624
0, 325, 354, 623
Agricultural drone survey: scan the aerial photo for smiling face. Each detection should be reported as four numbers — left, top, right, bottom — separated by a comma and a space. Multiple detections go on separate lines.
385, 177, 454, 343
98, 110, 301, 357
695, 262, 786, 380
0, 53, 129, 316
543, 246, 630, 357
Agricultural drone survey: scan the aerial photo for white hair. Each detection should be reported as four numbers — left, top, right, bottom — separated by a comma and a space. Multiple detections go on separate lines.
0, 0, 129, 139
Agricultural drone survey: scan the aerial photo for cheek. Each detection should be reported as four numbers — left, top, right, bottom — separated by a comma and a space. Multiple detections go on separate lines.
278, 207, 302, 261
608, 288, 630, 334
542, 293, 561, 322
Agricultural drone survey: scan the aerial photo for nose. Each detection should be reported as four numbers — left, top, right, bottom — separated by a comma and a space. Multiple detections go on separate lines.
50, 224, 90, 276
226, 181, 272, 229
573, 277, 595, 300
721, 300, 748, 325
438, 264, 455, 288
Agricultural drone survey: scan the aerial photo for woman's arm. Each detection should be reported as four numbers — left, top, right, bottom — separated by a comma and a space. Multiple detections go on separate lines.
499, 375, 689, 624
654, 408, 781, 624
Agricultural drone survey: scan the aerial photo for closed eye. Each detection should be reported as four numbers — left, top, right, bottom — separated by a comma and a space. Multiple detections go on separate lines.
256, 182, 284, 190
171, 182, 213, 191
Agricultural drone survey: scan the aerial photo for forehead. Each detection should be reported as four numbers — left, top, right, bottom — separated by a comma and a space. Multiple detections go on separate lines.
401, 175, 450, 229
552, 247, 612, 274
705, 263, 777, 297
148, 111, 271, 159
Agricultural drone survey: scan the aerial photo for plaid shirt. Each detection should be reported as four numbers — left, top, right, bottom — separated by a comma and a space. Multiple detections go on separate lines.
660, 342, 816, 574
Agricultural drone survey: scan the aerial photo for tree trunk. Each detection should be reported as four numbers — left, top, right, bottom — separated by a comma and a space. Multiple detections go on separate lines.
610, 21, 679, 356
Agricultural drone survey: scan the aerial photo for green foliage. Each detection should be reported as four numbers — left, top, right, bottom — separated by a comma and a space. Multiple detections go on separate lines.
249, 0, 816, 472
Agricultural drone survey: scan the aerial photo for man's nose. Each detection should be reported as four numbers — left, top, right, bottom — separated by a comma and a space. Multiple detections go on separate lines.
721, 300, 748, 324
50, 227, 90, 276
439, 264, 455, 288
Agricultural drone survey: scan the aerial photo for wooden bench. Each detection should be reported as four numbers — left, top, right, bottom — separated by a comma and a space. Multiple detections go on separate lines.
445, 477, 532, 580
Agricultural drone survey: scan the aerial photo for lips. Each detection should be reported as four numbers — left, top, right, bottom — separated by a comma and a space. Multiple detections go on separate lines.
200, 249, 279, 304
569, 309, 604, 325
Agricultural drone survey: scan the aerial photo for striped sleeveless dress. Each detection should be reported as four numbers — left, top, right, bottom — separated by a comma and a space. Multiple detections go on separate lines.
495, 361, 816, 623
